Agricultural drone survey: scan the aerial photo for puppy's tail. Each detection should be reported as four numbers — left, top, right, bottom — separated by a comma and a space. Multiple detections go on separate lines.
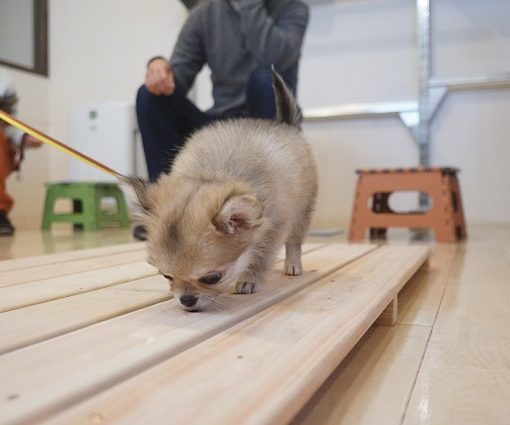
271, 66, 302, 129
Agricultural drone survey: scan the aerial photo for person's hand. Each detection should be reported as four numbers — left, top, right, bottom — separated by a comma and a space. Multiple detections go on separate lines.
23, 134, 43, 149
145, 58, 176, 96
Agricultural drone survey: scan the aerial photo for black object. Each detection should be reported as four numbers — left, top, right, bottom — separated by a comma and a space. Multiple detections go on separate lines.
0, 210, 15, 236
180, 295, 198, 308
133, 224, 148, 241
180, 0, 200, 9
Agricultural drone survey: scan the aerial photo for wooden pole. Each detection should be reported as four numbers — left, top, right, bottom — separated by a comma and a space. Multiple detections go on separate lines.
0, 110, 121, 177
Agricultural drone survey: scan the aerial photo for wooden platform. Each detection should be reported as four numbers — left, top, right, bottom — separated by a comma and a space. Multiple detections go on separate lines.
0, 241, 429, 425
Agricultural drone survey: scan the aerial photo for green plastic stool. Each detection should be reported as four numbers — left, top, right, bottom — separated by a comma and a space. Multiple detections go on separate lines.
41, 182, 130, 231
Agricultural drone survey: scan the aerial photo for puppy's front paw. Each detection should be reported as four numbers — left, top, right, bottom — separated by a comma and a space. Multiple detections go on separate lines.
235, 280, 257, 294
284, 260, 303, 276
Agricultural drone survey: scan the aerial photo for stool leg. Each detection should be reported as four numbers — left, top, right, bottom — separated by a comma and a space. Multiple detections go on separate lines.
41, 190, 57, 230
428, 174, 457, 243
114, 191, 130, 228
81, 188, 99, 231
349, 223, 367, 241
97, 186, 131, 229
349, 177, 371, 241
451, 174, 467, 239
370, 192, 391, 239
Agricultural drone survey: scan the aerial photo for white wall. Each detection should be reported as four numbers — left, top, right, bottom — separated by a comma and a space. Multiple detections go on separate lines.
192, 0, 510, 228
3, 0, 510, 230
1, 0, 187, 228
298, 0, 510, 228
47, 0, 188, 181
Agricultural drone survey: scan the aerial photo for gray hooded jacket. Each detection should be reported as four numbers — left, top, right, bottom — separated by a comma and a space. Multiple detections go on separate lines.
170, 0, 309, 116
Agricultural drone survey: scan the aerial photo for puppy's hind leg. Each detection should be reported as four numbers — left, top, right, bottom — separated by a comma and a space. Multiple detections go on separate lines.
284, 201, 315, 276
284, 240, 303, 276
284, 218, 308, 276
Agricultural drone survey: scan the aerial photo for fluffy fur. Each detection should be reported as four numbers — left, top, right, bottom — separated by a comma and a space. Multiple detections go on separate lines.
123, 70, 318, 311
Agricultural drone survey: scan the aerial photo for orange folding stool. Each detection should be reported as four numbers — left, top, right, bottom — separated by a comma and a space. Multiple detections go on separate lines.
348, 167, 467, 243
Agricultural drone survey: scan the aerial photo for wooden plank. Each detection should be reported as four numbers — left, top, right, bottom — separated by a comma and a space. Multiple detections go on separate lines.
291, 245, 454, 425
0, 262, 157, 313
291, 325, 432, 425
0, 244, 375, 425
0, 275, 171, 355
0, 243, 325, 353
0, 242, 324, 287
0, 243, 323, 312
274, 242, 325, 261
0, 250, 149, 288
0, 241, 320, 312
38, 245, 429, 425
374, 296, 398, 326
0, 242, 145, 273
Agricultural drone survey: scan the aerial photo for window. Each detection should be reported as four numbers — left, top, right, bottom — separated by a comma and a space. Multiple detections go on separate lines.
0, 0, 48, 76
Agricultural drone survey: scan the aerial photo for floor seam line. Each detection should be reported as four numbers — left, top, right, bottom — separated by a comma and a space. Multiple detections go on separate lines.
398, 246, 461, 425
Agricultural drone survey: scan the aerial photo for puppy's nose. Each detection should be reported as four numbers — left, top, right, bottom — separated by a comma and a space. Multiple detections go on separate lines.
180, 294, 198, 308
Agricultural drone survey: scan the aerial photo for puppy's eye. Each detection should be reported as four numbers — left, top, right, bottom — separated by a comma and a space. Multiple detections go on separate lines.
198, 272, 222, 285
161, 273, 174, 281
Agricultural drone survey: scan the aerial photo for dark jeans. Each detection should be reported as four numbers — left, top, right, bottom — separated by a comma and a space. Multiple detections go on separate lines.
136, 67, 278, 181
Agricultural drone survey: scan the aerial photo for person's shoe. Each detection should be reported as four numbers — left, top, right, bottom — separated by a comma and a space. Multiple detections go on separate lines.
0, 210, 15, 236
133, 224, 147, 241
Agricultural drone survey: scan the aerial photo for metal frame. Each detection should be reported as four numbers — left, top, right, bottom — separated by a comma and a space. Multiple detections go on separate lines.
303, 0, 510, 167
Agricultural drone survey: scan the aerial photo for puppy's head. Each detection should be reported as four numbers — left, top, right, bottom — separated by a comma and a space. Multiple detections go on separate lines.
121, 175, 263, 311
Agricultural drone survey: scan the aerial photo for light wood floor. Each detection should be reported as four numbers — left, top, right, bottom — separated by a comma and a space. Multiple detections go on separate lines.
1, 223, 509, 424
0, 225, 133, 262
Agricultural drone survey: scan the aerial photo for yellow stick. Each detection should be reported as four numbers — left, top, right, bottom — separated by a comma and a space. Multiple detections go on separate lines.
0, 110, 121, 177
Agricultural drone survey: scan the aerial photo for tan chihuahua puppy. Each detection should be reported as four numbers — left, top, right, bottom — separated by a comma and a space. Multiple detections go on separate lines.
123, 70, 317, 311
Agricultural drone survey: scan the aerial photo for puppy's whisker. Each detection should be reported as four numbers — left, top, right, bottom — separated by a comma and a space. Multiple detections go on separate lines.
205, 295, 230, 312
206, 293, 237, 313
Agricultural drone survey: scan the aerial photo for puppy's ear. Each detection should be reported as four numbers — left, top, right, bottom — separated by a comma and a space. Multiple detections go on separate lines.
118, 175, 152, 218
213, 194, 262, 234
